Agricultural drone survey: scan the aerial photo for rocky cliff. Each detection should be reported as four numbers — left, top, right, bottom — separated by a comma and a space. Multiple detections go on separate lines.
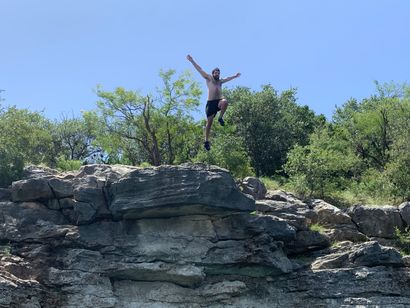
1, 164, 410, 307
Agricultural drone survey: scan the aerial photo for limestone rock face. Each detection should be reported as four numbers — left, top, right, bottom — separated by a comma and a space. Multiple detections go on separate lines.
311, 241, 404, 270
399, 201, 410, 226
11, 178, 54, 202
109, 164, 255, 219
312, 199, 368, 242
256, 199, 316, 231
350, 205, 404, 239
240, 176, 267, 200
1, 164, 410, 307
0, 188, 11, 201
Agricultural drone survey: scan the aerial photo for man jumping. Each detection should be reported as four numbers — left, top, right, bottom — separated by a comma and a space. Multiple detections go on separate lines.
187, 55, 241, 151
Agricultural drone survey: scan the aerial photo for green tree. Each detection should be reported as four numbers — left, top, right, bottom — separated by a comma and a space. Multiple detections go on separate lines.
0, 106, 54, 186
156, 69, 202, 164
225, 85, 321, 176
90, 69, 202, 166
334, 98, 393, 170
285, 125, 360, 198
287, 81, 410, 202
0, 146, 25, 188
333, 82, 410, 171
194, 124, 254, 178
53, 115, 99, 161
383, 95, 410, 199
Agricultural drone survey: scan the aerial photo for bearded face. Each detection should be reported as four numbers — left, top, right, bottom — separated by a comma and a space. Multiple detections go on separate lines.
212, 69, 220, 81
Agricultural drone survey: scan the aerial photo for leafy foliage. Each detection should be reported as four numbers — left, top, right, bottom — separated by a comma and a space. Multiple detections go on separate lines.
286, 81, 410, 203
285, 126, 360, 198
225, 85, 321, 176
56, 156, 82, 171
395, 227, 410, 256
194, 123, 253, 178
2, 77, 410, 206
89, 70, 202, 166
52, 116, 99, 162
0, 106, 54, 186
310, 223, 328, 234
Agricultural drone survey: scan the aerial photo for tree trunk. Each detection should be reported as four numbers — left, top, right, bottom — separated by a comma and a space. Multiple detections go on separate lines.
143, 96, 161, 166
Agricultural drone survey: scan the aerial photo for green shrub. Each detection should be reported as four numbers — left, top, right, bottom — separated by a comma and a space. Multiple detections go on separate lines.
349, 168, 395, 204
194, 125, 254, 179
395, 227, 410, 256
0, 149, 24, 187
56, 157, 82, 171
260, 176, 283, 190
310, 223, 328, 234
0, 244, 11, 256
385, 154, 410, 201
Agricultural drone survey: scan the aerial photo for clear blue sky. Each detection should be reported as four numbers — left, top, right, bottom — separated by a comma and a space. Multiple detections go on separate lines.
1, 0, 409, 120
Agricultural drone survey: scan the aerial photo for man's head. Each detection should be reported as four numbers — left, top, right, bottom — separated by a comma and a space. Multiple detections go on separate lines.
212, 68, 220, 80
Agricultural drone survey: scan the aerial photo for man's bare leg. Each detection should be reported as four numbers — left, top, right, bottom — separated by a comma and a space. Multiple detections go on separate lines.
205, 115, 215, 141
218, 99, 228, 125
204, 115, 215, 150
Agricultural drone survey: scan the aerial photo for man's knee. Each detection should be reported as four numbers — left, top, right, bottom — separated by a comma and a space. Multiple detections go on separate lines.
206, 116, 214, 125
219, 99, 228, 109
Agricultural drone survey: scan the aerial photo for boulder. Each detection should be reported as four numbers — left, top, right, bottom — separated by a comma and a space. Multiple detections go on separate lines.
320, 225, 368, 243
256, 200, 317, 231
264, 190, 305, 205
0, 201, 70, 243
286, 230, 330, 254
75, 164, 135, 182
11, 178, 54, 202
312, 200, 367, 242
240, 176, 267, 200
399, 201, 410, 226
313, 199, 352, 225
11, 166, 76, 203
48, 178, 73, 199
312, 241, 404, 270
350, 205, 404, 239
212, 213, 296, 241
72, 176, 110, 222
109, 164, 255, 219
21, 165, 60, 179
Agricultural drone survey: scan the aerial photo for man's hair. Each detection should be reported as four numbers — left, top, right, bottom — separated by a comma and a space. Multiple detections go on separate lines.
212, 68, 220, 74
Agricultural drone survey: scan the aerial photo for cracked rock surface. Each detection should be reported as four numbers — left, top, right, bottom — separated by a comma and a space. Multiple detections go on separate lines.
1, 164, 410, 307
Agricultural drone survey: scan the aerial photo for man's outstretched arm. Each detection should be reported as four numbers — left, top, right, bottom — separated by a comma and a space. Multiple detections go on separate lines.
187, 55, 210, 79
221, 73, 241, 83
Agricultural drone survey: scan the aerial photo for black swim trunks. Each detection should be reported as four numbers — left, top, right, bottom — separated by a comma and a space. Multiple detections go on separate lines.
206, 99, 221, 117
